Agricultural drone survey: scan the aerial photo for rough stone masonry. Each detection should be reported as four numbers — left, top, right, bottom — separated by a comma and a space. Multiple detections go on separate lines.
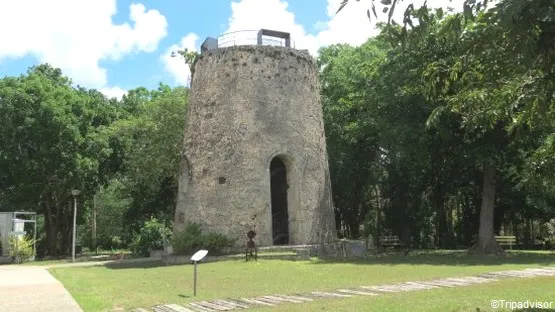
174, 43, 336, 247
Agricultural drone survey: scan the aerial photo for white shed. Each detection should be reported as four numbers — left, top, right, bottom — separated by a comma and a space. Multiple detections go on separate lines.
0, 212, 37, 257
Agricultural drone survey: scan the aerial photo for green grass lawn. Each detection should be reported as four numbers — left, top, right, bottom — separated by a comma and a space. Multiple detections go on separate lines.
18, 249, 132, 266
251, 276, 555, 312
49, 250, 555, 312
20, 259, 70, 266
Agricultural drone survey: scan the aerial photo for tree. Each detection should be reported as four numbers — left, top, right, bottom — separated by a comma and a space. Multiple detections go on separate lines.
107, 84, 189, 233
324, 4, 554, 252
336, 0, 491, 26
421, 4, 554, 252
318, 41, 386, 238
0, 64, 120, 256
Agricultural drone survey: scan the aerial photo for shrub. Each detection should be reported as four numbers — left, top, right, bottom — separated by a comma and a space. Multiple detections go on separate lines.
110, 236, 124, 249
172, 223, 235, 256
172, 222, 202, 254
130, 217, 172, 257
545, 239, 555, 250
8, 235, 35, 263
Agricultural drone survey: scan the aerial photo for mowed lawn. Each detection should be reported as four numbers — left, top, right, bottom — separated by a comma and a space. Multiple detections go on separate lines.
49, 251, 555, 312
251, 276, 555, 312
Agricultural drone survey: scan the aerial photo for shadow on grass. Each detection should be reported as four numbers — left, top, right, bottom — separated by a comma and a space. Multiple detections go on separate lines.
311, 250, 555, 267
102, 257, 248, 270
100, 250, 555, 269
104, 260, 167, 270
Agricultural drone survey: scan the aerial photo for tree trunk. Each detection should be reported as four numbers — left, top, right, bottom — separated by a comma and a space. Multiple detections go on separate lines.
374, 185, 381, 247
513, 220, 519, 246
55, 195, 64, 256
349, 217, 360, 239
435, 189, 452, 249
44, 199, 58, 257
65, 217, 72, 255
524, 218, 535, 249
474, 163, 503, 254
92, 193, 97, 253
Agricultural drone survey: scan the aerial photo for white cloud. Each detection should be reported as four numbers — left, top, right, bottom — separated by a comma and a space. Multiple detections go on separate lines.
225, 0, 469, 54
223, 0, 320, 54
320, 0, 479, 46
316, 0, 382, 50
100, 86, 127, 100
0, 1, 167, 92
162, 0, 475, 84
161, 33, 199, 87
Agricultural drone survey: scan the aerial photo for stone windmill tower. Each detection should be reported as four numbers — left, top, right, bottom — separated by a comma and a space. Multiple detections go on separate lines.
174, 29, 336, 247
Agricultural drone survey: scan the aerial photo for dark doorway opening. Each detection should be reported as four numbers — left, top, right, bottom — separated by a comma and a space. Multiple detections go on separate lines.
270, 157, 289, 245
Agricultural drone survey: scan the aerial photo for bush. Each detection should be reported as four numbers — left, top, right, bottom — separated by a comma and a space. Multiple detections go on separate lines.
110, 236, 124, 249
545, 239, 555, 250
172, 223, 235, 256
96, 235, 128, 251
8, 235, 35, 263
130, 217, 172, 257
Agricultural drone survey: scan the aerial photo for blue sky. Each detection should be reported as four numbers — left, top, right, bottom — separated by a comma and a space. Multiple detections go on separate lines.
0, 0, 465, 99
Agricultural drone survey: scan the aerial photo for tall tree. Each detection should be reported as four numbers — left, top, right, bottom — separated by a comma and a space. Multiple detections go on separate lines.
0, 64, 120, 256
107, 84, 189, 233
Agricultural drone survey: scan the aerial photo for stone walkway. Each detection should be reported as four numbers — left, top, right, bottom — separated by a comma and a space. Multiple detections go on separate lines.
132, 266, 555, 312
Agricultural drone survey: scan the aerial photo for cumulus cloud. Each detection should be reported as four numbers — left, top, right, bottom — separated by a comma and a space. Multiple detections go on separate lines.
162, 0, 472, 84
224, 0, 320, 54
100, 86, 128, 100
0, 0, 167, 94
224, 0, 468, 54
161, 33, 199, 87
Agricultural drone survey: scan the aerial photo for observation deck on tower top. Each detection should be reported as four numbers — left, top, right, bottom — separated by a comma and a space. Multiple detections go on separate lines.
200, 29, 301, 54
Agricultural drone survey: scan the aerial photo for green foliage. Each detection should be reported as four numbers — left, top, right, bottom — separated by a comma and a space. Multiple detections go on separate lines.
90, 178, 131, 249
0, 62, 189, 257
1, 0, 554, 258
317, 40, 388, 239
0, 64, 122, 256
129, 217, 172, 257
110, 236, 124, 249
8, 235, 35, 263
172, 223, 235, 256
319, 1, 555, 252
175, 49, 200, 82
175, 49, 199, 66
108, 85, 188, 233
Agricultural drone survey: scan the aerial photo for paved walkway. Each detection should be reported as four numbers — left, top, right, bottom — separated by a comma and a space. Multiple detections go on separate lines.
133, 266, 555, 312
0, 265, 83, 312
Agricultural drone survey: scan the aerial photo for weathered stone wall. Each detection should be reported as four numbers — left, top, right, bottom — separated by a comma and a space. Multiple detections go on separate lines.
174, 45, 336, 247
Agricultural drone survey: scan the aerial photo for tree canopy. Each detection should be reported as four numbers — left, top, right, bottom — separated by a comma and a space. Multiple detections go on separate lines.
0, 0, 553, 257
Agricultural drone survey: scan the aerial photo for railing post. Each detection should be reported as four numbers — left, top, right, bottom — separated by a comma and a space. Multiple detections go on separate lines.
257, 30, 263, 45
215, 29, 294, 48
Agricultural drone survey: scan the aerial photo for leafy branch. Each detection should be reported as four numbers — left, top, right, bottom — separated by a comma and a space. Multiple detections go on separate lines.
173, 49, 200, 85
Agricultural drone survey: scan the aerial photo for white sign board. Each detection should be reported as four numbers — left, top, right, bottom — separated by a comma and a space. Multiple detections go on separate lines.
191, 249, 208, 262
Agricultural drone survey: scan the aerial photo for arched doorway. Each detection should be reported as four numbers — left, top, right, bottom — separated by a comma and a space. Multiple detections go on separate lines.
270, 157, 289, 245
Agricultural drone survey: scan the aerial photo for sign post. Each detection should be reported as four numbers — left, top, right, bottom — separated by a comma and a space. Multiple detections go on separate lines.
190, 249, 208, 296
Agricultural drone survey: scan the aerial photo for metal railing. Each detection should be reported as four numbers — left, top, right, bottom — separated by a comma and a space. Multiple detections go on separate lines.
216, 30, 296, 48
